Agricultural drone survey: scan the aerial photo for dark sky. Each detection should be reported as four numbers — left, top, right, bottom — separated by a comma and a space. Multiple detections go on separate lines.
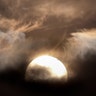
0, 0, 96, 96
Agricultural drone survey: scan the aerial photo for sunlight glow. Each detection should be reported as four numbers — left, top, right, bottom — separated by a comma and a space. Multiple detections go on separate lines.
29, 55, 67, 79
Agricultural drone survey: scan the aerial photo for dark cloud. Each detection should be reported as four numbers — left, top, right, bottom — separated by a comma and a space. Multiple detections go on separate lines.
26, 65, 51, 81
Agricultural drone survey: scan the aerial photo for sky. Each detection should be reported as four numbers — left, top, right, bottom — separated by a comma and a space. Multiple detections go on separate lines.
0, 0, 96, 96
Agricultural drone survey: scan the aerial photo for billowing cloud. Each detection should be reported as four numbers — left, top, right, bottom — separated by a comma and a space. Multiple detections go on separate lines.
0, 0, 96, 81
0, 31, 26, 70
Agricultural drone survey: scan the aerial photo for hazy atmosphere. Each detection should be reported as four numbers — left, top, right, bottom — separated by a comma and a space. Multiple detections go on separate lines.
0, 0, 96, 96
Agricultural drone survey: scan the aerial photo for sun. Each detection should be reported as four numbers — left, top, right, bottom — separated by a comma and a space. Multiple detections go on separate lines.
26, 55, 68, 80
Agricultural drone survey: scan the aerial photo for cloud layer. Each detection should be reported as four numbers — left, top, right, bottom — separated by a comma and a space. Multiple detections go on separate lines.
0, 0, 96, 80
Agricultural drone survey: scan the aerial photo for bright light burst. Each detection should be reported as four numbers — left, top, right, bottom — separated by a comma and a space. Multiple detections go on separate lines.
29, 55, 68, 79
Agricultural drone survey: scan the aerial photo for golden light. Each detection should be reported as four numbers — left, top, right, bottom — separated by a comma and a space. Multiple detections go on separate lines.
26, 55, 68, 80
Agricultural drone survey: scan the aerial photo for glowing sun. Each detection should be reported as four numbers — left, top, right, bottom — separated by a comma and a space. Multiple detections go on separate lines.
26, 55, 68, 81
